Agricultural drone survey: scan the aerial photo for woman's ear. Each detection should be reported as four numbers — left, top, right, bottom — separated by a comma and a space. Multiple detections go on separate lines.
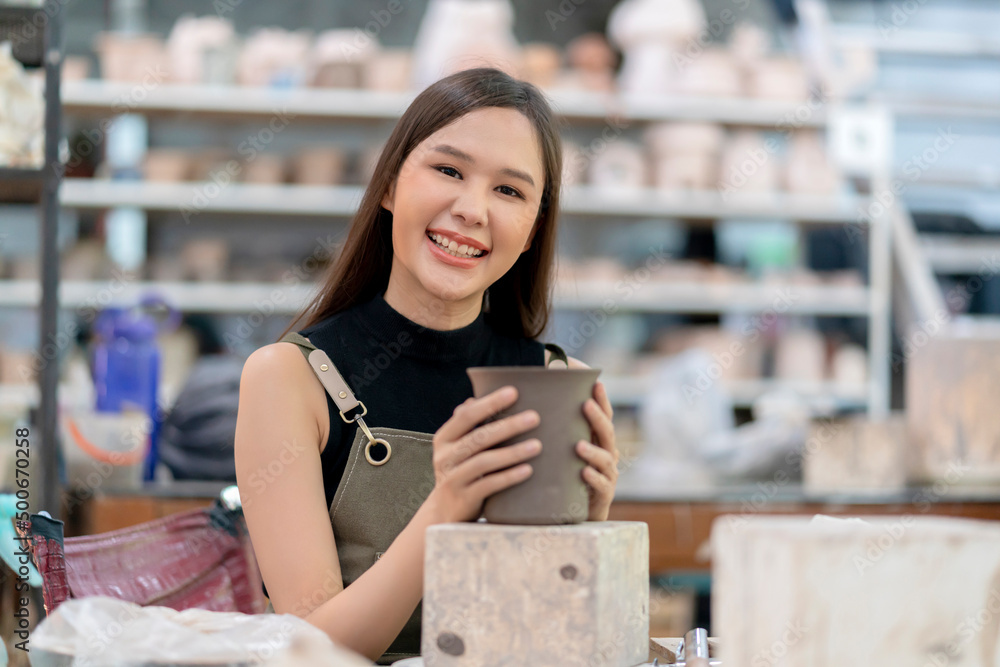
381, 181, 396, 213
521, 221, 539, 253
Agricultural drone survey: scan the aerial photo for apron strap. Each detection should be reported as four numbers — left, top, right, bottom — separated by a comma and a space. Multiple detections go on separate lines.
279, 332, 364, 419
544, 342, 569, 367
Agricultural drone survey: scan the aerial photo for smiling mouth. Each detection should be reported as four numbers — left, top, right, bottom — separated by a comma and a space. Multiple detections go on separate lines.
426, 231, 488, 259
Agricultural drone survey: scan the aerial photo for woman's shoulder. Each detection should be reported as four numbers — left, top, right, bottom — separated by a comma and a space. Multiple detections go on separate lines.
240, 342, 331, 450
243, 341, 312, 378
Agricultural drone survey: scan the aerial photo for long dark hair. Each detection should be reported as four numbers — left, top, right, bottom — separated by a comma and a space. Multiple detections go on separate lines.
281, 67, 563, 340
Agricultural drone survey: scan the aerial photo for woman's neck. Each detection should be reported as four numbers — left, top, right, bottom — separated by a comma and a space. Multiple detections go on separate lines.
382, 282, 484, 331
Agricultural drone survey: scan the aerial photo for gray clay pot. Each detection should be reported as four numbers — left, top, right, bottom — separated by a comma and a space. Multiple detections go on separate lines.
466, 366, 601, 525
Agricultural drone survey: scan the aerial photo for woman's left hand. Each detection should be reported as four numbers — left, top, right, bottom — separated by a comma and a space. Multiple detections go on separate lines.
576, 380, 618, 521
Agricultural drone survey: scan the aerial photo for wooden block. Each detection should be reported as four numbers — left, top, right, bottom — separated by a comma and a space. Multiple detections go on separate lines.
712, 514, 1000, 666
423, 521, 649, 666
907, 328, 1000, 484
803, 414, 908, 493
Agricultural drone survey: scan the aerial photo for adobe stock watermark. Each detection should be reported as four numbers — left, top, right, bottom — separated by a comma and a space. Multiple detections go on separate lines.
18, 268, 139, 382
681, 286, 799, 404
750, 619, 808, 667
853, 460, 970, 575
340, 0, 417, 60
718, 91, 827, 201
561, 245, 670, 355
563, 114, 631, 187
726, 416, 846, 530
944, 254, 1000, 313
241, 438, 309, 511
923, 588, 1000, 667
180, 108, 296, 223
546, 0, 588, 31
889, 253, 999, 371
674, 1, 751, 71
848, 126, 958, 243
57, 65, 169, 179
877, 0, 930, 38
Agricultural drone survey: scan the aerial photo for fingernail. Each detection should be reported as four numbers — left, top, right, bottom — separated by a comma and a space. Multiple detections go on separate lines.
521, 410, 538, 425
524, 439, 541, 453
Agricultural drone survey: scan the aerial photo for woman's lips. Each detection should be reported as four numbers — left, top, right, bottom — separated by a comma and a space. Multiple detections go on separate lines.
426, 234, 486, 268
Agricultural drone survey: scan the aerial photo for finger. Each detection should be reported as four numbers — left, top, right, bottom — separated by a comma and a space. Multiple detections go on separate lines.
594, 381, 614, 421
437, 386, 518, 445
447, 438, 541, 486
468, 461, 533, 500
582, 465, 616, 499
442, 408, 540, 474
584, 399, 617, 459
577, 440, 618, 481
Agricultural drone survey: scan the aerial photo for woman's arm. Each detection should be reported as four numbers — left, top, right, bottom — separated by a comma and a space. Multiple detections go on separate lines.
236, 343, 542, 661
236, 343, 424, 659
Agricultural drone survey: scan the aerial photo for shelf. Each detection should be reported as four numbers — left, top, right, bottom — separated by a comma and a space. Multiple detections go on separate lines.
0, 280, 318, 314
60, 179, 365, 216
562, 187, 867, 223
59, 178, 868, 223
919, 234, 1000, 274
833, 26, 1000, 59
602, 375, 868, 409
0, 5, 46, 67
554, 280, 870, 315
0, 166, 45, 203
0, 278, 869, 316
61, 80, 828, 127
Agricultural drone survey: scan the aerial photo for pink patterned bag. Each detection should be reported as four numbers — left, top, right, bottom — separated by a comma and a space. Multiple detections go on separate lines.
26, 497, 266, 616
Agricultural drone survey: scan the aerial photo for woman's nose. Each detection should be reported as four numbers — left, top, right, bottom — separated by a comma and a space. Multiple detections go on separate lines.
450, 186, 489, 226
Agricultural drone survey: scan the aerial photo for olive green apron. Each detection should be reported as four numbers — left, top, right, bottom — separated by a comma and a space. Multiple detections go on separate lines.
269, 332, 567, 664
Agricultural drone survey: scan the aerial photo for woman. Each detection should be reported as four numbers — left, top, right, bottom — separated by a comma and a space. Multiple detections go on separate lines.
234, 67, 619, 664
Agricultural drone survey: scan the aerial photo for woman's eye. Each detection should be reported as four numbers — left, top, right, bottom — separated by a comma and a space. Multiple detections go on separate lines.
436, 166, 461, 178
497, 185, 524, 199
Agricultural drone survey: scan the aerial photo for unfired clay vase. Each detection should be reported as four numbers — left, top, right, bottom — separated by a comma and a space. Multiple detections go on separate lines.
466, 366, 601, 525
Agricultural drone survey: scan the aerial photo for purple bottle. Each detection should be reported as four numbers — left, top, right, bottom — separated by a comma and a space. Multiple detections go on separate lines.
92, 298, 176, 481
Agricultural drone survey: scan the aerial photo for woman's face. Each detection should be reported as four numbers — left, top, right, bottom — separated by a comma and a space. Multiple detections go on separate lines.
382, 107, 545, 310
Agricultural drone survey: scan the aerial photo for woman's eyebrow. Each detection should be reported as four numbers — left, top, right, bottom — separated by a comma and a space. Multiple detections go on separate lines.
431, 144, 536, 188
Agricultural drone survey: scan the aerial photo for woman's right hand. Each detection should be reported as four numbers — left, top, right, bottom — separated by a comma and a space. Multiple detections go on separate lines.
425, 386, 541, 523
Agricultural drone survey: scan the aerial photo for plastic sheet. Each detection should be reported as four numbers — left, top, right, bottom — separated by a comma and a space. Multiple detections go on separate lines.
30, 596, 373, 666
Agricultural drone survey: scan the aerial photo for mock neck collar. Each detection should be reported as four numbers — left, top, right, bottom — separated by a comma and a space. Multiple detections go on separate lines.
353, 292, 489, 363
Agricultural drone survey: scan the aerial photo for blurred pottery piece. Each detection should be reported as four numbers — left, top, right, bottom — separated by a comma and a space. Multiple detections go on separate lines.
291, 148, 345, 186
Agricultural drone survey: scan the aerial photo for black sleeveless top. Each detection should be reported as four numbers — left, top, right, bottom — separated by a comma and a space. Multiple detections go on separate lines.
298, 292, 546, 511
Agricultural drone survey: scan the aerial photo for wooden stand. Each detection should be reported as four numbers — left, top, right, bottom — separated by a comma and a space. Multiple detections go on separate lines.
423, 522, 649, 666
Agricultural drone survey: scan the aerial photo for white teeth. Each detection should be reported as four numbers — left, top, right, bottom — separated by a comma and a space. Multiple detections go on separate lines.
428, 232, 485, 258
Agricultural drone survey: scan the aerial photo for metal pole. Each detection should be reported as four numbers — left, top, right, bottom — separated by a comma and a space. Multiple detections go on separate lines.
37, 0, 63, 519
868, 104, 894, 419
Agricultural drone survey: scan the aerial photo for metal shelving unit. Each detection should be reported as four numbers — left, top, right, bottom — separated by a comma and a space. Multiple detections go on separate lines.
27, 80, 894, 416
0, 0, 63, 519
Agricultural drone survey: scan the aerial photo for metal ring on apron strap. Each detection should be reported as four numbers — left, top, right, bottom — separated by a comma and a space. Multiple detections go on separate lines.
340, 402, 393, 466
364, 437, 393, 466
